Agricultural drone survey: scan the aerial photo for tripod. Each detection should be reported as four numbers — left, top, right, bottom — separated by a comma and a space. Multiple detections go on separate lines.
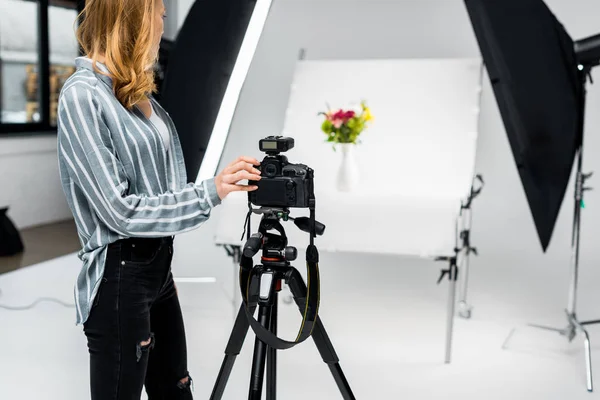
210, 207, 356, 400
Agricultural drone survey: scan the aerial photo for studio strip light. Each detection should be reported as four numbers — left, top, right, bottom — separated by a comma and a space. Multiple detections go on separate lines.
196, 0, 274, 183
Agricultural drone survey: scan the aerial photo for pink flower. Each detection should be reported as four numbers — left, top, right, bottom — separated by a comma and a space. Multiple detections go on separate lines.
328, 109, 355, 128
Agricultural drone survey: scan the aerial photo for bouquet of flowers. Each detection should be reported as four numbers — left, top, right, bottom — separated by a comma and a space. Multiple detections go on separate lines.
319, 101, 373, 147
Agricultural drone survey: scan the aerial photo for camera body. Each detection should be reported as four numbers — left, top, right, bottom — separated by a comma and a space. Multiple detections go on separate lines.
249, 136, 313, 208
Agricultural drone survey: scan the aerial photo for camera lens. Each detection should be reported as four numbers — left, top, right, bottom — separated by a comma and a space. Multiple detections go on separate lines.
264, 163, 278, 177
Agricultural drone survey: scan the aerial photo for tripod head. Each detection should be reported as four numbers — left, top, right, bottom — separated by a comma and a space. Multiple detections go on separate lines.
242, 206, 325, 268
244, 206, 326, 237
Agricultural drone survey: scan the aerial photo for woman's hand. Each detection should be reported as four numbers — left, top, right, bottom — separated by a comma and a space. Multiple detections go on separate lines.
215, 156, 262, 200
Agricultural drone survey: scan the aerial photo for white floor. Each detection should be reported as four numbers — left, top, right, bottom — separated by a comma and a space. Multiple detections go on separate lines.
2, 249, 600, 399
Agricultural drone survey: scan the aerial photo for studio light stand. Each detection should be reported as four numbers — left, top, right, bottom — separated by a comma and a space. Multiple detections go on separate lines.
517, 148, 595, 390
505, 35, 600, 392
524, 145, 594, 389
436, 174, 484, 363
465, 0, 600, 391
210, 205, 356, 400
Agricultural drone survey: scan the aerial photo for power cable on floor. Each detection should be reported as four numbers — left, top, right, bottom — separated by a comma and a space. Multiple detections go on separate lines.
0, 288, 75, 310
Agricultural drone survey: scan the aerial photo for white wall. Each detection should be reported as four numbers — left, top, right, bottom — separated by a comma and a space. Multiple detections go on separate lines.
0, 135, 71, 228
170, 0, 600, 312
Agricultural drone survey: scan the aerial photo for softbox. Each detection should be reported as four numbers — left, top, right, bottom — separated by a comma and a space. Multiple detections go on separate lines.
159, 0, 258, 182
464, 0, 584, 251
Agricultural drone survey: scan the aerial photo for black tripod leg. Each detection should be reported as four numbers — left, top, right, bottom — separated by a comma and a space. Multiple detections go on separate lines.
249, 304, 272, 400
210, 303, 254, 400
267, 293, 278, 400
287, 275, 356, 400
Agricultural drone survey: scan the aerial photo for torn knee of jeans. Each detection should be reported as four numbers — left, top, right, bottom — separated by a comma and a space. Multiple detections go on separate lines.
136, 332, 155, 362
177, 373, 193, 391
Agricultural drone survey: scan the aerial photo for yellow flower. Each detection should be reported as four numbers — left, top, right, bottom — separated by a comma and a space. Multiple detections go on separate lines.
363, 107, 373, 121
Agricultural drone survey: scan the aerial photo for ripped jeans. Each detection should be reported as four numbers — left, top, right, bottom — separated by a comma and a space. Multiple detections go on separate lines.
84, 237, 193, 400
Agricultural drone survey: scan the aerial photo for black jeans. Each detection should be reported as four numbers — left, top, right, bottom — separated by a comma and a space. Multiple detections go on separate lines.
84, 237, 193, 400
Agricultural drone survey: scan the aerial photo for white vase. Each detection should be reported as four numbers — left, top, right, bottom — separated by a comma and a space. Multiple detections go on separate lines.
336, 143, 360, 192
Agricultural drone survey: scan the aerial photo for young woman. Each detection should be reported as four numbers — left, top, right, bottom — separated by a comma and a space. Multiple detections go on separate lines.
57, 0, 261, 398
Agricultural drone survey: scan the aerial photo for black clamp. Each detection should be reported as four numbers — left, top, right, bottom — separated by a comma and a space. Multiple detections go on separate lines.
435, 255, 459, 284
583, 171, 594, 191
461, 174, 484, 213
458, 230, 478, 256
575, 171, 594, 204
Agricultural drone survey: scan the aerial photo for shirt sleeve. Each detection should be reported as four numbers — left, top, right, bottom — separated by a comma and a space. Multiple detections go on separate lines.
57, 81, 222, 237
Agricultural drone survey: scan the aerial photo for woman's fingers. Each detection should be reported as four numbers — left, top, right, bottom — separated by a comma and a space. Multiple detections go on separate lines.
225, 156, 260, 170
233, 184, 259, 192
224, 160, 261, 176
222, 170, 261, 184
223, 182, 259, 194
240, 156, 260, 165
230, 155, 259, 165
216, 156, 261, 199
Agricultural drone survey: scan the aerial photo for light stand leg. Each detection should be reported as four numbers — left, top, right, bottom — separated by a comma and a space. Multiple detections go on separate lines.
445, 261, 458, 364
436, 255, 459, 364
585, 332, 593, 392
573, 316, 593, 392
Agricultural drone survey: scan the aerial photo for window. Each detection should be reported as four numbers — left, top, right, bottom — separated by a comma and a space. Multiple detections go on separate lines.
49, 1, 78, 126
0, 0, 41, 125
0, 0, 79, 134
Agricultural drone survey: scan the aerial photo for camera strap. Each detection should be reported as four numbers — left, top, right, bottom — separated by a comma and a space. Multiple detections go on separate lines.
239, 205, 320, 350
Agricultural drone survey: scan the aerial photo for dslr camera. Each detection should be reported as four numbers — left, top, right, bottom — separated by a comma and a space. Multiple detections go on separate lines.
248, 136, 313, 208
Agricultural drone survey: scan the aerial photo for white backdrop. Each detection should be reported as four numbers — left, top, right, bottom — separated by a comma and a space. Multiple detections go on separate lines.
215, 58, 482, 258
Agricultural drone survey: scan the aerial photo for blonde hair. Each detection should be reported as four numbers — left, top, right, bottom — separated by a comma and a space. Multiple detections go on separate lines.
75, 0, 158, 110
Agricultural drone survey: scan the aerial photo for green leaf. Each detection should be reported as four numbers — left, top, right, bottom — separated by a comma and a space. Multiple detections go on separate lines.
321, 120, 333, 133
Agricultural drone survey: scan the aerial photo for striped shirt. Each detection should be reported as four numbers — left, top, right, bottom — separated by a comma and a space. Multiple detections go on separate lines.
57, 57, 222, 325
